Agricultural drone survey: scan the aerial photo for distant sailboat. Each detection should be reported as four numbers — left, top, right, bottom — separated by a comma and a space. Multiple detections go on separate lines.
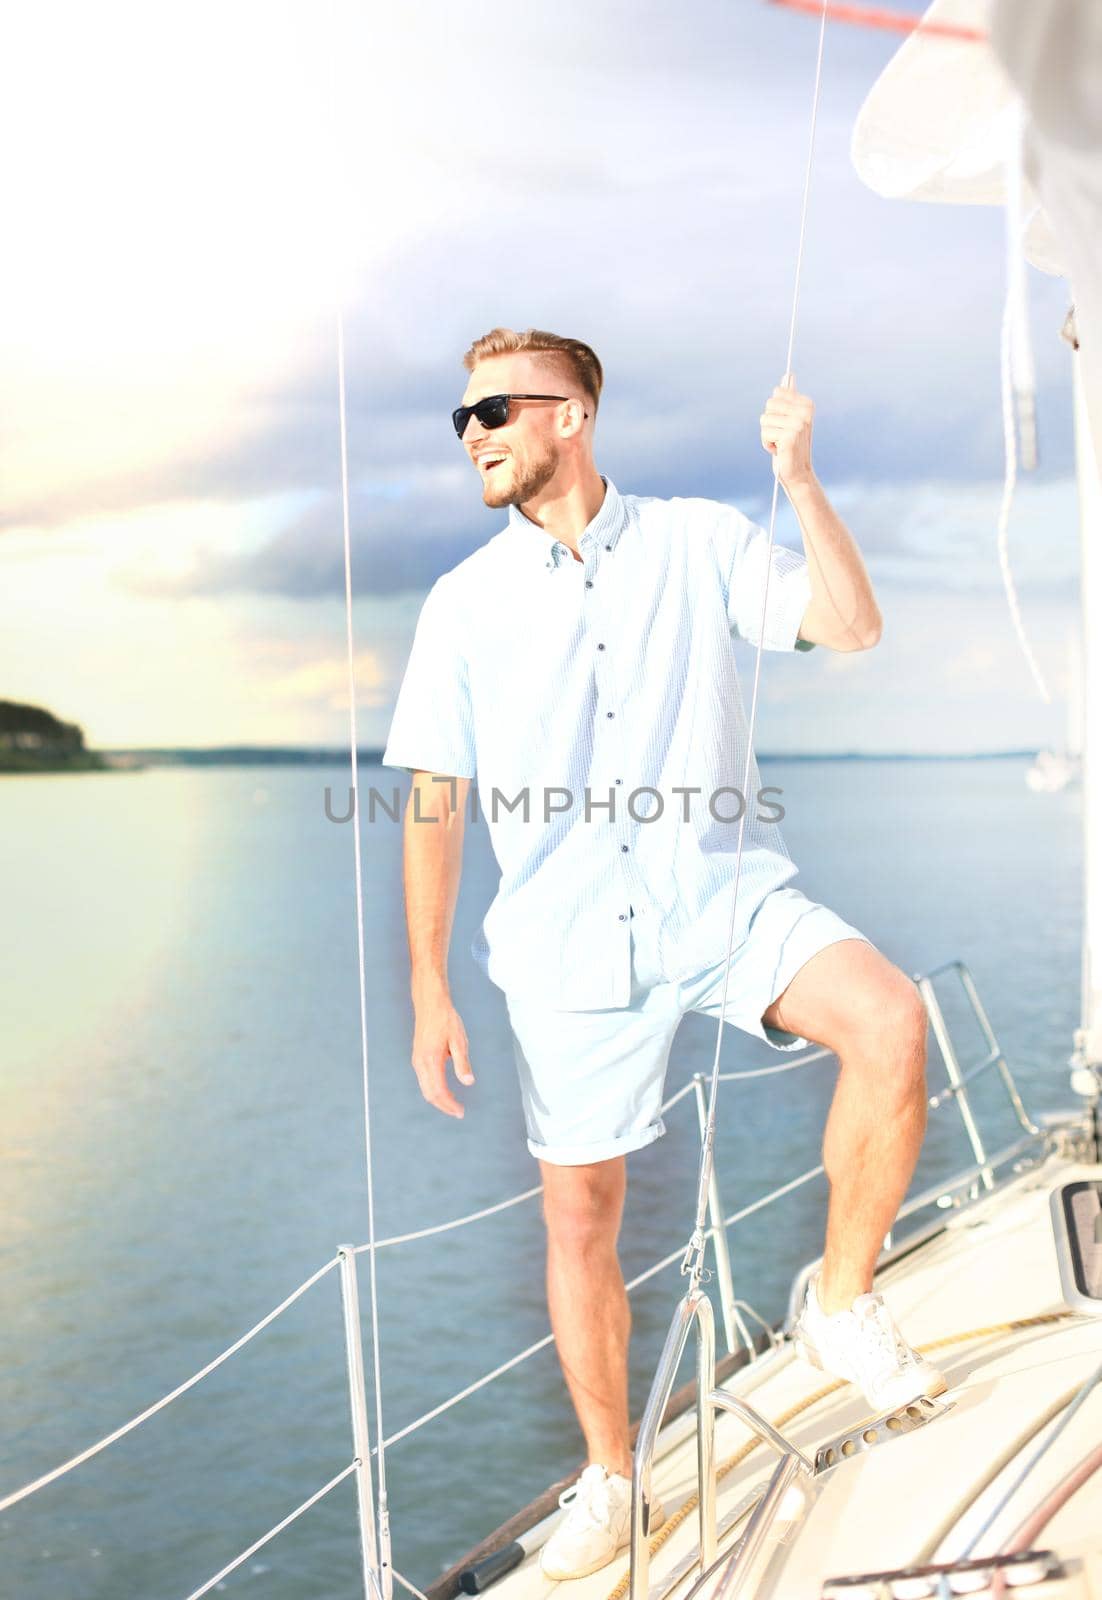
1026, 622, 1084, 792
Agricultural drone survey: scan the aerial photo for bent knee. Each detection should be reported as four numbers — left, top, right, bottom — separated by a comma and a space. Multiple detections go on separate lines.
841, 971, 928, 1070
891, 978, 929, 1061
541, 1163, 625, 1252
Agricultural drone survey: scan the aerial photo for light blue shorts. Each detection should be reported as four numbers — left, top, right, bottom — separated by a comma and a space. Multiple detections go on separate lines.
505, 884, 872, 1166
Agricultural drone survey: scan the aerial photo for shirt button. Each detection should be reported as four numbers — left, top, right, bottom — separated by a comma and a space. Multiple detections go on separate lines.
597, 642, 606, 651
621, 844, 629, 852
606, 711, 615, 719
585, 579, 594, 589
615, 778, 623, 785
618, 913, 628, 922
605, 544, 612, 551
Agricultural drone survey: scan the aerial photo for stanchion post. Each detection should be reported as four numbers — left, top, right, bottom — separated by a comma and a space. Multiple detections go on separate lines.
693, 1074, 741, 1354
338, 1244, 384, 1600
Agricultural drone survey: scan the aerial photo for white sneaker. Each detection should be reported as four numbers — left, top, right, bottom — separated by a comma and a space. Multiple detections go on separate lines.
793, 1273, 948, 1413
538, 1463, 666, 1581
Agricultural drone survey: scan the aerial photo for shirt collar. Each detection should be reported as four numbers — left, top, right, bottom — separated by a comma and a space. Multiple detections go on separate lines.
506, 476, 627, 569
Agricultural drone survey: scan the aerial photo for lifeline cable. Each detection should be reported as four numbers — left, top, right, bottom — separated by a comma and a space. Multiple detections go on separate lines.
682, 0, 831, 1287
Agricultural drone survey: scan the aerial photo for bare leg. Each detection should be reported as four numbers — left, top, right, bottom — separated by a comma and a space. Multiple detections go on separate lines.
540, 1156, 633, 1477
762, 939, 929, 1315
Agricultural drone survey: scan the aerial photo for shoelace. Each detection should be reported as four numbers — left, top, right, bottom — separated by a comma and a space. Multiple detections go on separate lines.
851, 1295, 918, 1376
557, 1466, 616, 1531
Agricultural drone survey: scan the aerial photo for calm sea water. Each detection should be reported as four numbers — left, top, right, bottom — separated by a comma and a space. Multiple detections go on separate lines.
0, 758, 1084, 1599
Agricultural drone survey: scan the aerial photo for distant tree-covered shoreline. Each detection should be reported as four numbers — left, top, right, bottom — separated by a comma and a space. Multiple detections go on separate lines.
0, 699, 107, 773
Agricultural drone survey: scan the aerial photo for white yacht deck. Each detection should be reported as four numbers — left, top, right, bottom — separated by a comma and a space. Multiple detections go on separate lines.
488, 1152, 1102, 1600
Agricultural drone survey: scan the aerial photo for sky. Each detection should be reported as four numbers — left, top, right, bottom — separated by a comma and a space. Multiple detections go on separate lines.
0, 0, 1084, 754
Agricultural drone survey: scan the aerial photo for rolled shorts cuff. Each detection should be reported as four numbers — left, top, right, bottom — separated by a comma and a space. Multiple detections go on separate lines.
704, 897, 872, 1053
526, 1117, 667, 1167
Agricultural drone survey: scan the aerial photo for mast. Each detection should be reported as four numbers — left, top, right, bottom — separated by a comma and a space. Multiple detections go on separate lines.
1073, 338, 1102, 1072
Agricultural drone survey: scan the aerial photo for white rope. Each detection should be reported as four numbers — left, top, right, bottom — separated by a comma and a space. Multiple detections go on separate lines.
353, 1058, 827, 1254
372, 1160, 827, 1452
335, 297, 392, 1580
325, 5, 391, 1581
995, 98, 1050, 703
180, 1461, 360, 1600
585, 1165, 823, 1314
357, 1184, 544, 1251
1006, 103, 1038, 476
717, 1045, 831, 1080
392, 1570, 432, 1600
661, 1078, 704, 1114
683, 0, 831, 1286
0, 1062, 830, 1512
376, 1330, 558, 1452
722, 1161, 825, 1231
0, 1254, 341, 1514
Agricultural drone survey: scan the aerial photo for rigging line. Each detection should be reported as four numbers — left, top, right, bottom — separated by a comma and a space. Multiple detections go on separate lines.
718, 1045, 832, 1080
994, 1439, 1102, 1594
392, 1572, 432, 1600
683, 0, 830, 1285
350, 1057, 828, 1257
328, 4, 389, 1582
0, 1254, 342, 1514
355, 1184, 545, 1250
377, 1213, 785, 1451
996, 100, 1050, 704
372, 1161, 827, 1452
181, 1461, 360, 1600
958, 1351, 1102, 1560
375, 1330, 558, 1452
336, 301, 392, 1579
351, 1056, 828, 1255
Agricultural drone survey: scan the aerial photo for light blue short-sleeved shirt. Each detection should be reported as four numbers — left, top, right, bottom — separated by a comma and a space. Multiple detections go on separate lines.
382, 475, 815, 1009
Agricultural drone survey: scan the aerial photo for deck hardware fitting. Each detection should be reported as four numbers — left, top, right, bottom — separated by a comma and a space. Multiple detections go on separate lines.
813, 1396, 953, 1476
819, 1546, 1063, 1597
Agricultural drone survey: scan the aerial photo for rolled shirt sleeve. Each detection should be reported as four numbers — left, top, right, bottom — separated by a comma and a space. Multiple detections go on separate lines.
381, 577, 478, 778
713, 501, 815, 652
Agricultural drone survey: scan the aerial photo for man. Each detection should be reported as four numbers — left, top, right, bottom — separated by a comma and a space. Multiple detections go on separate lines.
382, 326, 945, 1580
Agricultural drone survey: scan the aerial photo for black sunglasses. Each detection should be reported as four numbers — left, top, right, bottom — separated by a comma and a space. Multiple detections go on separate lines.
452, 392, 588, 440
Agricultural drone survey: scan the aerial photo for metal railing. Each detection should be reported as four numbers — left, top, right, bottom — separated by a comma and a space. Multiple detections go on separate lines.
917, 959, 1041, 1188
2, 960, 1061, 1600
625, 958, 1055, 1600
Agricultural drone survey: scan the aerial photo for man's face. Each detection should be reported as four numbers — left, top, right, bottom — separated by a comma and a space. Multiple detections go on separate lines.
458, 354, 578, 509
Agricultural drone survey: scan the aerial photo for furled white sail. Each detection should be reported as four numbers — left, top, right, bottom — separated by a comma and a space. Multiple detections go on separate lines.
850, 0, 1102, 1068
850, 0, 1063, 271
990, 0, 1102, 453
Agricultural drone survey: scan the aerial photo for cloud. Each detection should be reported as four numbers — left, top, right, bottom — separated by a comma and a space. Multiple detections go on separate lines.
1, 0, 1084, 755
266, 650, 389, 712
2, 0, 1078, 556
107, 463, 1080, 609
109, 468, 491, 600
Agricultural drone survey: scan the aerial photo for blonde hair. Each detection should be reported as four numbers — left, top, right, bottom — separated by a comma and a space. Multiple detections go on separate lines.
462, 327, 603, 417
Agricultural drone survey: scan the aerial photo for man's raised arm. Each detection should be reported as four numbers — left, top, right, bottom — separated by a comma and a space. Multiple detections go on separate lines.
404, 770, 476, 1120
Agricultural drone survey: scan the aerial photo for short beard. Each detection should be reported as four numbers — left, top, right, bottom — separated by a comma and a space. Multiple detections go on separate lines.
484, 440, 559, 510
